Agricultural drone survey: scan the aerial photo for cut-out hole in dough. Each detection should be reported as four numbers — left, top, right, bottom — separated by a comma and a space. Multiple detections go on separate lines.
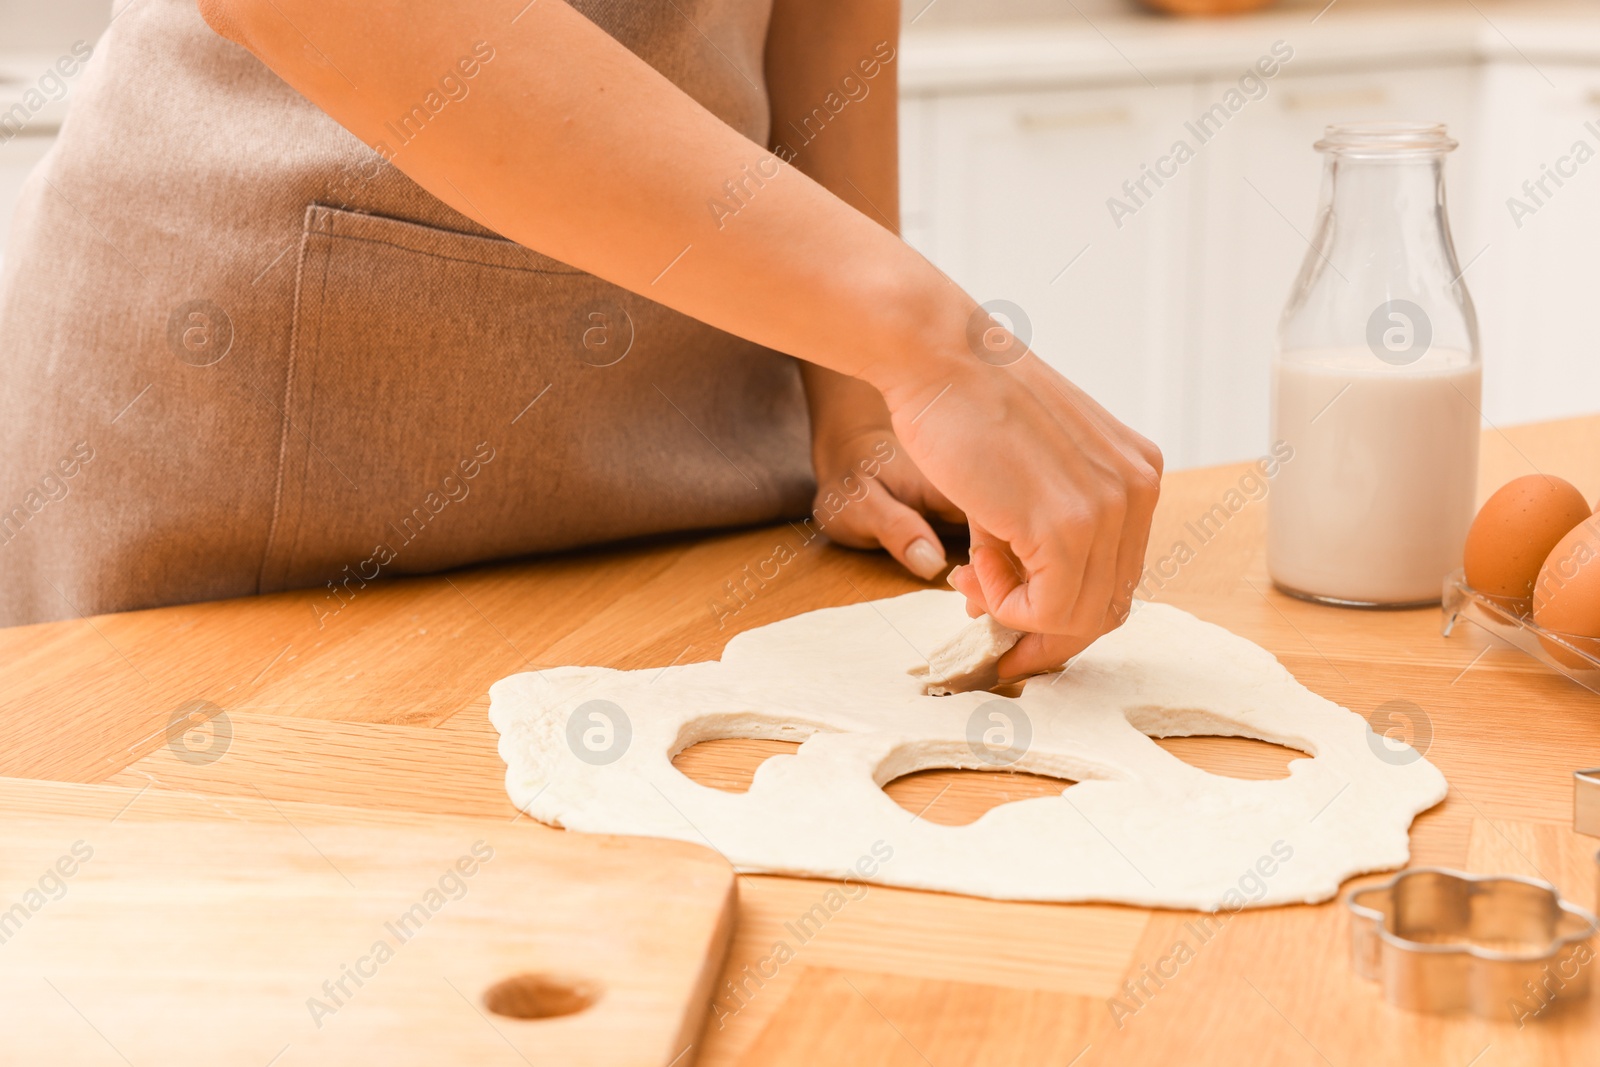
1153, 736, 1307, 781
884, 767, 1076, 826
673, 738, 802, 794
1124, 705, 1313, 780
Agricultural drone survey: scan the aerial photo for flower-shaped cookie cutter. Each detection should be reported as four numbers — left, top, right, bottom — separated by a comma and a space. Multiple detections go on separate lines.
1577, 768, 1600, 838
1348, 867, 1598, 1020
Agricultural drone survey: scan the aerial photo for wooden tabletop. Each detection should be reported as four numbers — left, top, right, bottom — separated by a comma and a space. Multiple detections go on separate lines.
5, 415, 1600, 1066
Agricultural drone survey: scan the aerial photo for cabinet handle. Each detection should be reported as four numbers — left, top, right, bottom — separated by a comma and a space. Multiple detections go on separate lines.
1281, 87, 1387, 111
1015, 106, 1132, 131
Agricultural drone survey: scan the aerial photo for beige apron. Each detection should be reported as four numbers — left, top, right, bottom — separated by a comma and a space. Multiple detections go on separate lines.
0, 0, 813, 627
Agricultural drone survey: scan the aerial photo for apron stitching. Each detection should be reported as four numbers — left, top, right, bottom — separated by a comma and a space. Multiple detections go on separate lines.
317, 230, 583, 276
281, 246, 333, 580
256, 220, 318, 594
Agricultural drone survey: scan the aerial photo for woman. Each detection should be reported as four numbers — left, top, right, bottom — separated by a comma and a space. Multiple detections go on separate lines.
0, 0, 1159, 679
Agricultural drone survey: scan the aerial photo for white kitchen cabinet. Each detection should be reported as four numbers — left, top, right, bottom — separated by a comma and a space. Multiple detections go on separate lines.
1467, 60, 1600, 431
905, 82, 1200, 459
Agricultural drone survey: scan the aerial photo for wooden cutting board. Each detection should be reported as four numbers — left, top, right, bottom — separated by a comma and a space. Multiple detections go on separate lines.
0, 777, 734, 1066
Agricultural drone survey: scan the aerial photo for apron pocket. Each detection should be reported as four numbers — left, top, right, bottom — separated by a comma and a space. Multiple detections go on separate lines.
258, 203, 811, 601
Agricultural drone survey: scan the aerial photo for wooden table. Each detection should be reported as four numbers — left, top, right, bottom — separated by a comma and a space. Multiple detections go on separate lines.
5, 415, 1599, 1066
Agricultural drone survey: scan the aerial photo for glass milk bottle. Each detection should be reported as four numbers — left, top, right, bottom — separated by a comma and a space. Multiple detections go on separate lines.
1268, 123, 1481, 607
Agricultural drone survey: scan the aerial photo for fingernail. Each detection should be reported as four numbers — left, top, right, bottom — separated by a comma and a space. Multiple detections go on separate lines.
945, 564, 965, 589
906, 538, 947, 580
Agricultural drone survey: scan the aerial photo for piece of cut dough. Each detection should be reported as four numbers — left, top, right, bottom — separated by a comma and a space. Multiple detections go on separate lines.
490, 592, 1447, 910
911, 615, 1023, 695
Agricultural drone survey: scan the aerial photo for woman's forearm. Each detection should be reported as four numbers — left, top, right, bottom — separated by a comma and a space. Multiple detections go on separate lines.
203, 0, 969, 393
765, 0, 904, 443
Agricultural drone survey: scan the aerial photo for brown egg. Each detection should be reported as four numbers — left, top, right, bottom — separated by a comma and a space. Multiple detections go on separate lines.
1532, 516, 1600, 669
1463, 475, 1592, 608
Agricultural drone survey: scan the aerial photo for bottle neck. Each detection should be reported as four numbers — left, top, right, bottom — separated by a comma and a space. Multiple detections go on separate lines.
1319, 155, 1451, 278
1280, 149, 1478, 361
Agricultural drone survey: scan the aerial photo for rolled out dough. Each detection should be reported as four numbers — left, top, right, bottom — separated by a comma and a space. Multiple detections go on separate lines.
490, 592, 1447, 909
911, 615, 1022, 695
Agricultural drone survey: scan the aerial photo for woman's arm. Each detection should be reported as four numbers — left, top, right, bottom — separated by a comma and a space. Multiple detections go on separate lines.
200, 0, 934, 381
766, 0, 963, 582
201, 0, 1162, 676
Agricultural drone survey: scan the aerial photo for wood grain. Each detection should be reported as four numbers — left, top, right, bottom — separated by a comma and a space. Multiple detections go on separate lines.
3, 415, 1599, 1064
0, 777, 735, 1066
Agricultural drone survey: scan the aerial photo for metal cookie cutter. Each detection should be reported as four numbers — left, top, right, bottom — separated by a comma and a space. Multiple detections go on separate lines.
1577, 768, 1600, 838
1348, 868, 1598, 1020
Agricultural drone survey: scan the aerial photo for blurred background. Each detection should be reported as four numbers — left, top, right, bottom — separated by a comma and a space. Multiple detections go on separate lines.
2, 0, 1596, 469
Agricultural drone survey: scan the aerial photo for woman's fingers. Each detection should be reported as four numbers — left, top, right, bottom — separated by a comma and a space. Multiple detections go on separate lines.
1108, 476, 1158, 627
998, 630, 1091, 681
945, 563, 988, 617
821, 479, 948, 581
970, 539, 1030, 620
1095, 425, 1162, 628
994, 511, 1127, 680
966, 524, 1028, 620
879, 500, 948, 581
1062, 493, 1126, 641
994, 560, 1144, 678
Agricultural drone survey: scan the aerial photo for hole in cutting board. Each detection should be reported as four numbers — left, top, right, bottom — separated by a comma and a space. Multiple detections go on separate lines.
673, 738, 802, 793
482, 973, 600, 1020
1152, 736, 1305, 780
883, 767, 1076, 826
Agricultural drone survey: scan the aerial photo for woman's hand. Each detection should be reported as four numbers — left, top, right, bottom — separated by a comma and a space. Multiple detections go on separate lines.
805, 367, 965, 581
875, 316, 1163, 682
